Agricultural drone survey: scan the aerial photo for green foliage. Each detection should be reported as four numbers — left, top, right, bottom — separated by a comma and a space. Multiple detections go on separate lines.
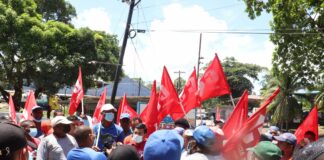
242, 0, 324, 88
34, 0, 76, 23
173, 77, 185, 94
0, 0, 120, 110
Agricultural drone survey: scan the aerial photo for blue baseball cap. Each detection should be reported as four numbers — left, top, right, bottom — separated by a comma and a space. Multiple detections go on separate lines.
274, 133, 297, 145
193, 126, 215, 147
144, 130, 184, 160
120, 113, 130, 120
269, 126, 280, 133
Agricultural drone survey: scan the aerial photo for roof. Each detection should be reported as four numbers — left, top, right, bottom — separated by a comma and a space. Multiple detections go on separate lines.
57, 76, 151, 97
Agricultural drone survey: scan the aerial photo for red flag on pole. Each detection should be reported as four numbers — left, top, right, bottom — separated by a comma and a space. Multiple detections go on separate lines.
171, 67, 200, 120
157, 66, 182, 123
92, 87, 107, 125
198, 54, 231, 102
21, 90, 37, 121
295, 106, 318, 144
222, 88, 280, 160
69, 67, 84, 116
140, 80, 159, 136
222, 90, 249, 139
116, 94, 138, 125
8, 95, 17, 124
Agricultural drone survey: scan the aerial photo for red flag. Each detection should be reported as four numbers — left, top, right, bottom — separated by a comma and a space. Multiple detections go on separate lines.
69, 67, 84, 116
222, 88, 280, 160
92, 87, 107, 125
157, 66, 182, 123
198, 54, 231, 101
295, 106, 318, 144
8, 95, 17, 124
116, 94, 138, 124
140, 80, 159, 136
171, 68, 200, 120
21, 90, 37, 121
222, 90, 249, 139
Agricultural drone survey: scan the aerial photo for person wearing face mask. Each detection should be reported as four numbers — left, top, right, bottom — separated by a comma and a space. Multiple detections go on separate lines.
93, 104, 124, 151
20, 120, 40, 160
67, 125, 106, 160
31, 106, 45, 138
124, 123, 147, 159
37, 116, 78, 160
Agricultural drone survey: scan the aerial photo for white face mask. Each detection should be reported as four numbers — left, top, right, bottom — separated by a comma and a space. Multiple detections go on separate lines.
33, 118, 42, 123
132, 134, 143, 143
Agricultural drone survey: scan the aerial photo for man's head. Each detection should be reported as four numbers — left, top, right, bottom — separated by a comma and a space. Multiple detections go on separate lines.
132, 123, 147, 144
247, 141, 282, 160
269, 126, 280, 136
67, 115, 83, 136
32, 106, 43, 121
41, 120, 53, 136
20, 120, 37, 138
51, 116, 72, 138
53, 109, 64, 117
174, 118, 190, 130
274, 133, 296, 156
120, 113, 131, 132
304, 131, 316, 142
144, 130, 184, 160
188, 125, 215, 154
73, 125, 95, 148
183, 129, 194, 151
100, 104, 117, 126
0, 123, 27, 160
131, 117, 142, 131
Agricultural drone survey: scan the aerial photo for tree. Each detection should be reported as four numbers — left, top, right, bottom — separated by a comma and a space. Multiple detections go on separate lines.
34, 0, 76, 23
242, 0, 324, 88
0, 0, 120, 110
202, 57, 264, 108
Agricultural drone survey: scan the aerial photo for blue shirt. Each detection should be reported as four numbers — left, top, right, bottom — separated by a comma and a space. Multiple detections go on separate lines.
67, 147, 107, 160
93, 123, 124, 150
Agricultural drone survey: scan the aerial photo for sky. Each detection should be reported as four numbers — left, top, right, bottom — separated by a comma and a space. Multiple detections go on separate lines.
67, 0, 274, 94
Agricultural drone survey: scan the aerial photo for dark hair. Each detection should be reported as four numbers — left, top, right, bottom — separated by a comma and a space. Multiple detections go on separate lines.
53, 109, 63, 115
174, 118, 190, 129
20, 120, 34, 127
131, 117, 142, 123
109, 145, 140, 160
73, 125, 91, 145
135, 123, 147, 134
305, 131, 316, 137
67, 115, 79, 121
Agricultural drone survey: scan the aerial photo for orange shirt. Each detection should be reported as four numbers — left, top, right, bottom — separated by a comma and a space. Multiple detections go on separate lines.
124, 135, 146, 159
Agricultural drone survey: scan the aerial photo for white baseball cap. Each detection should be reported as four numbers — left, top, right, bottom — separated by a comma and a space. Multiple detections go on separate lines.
100, 104, 117, 113
51, 116, 72, 127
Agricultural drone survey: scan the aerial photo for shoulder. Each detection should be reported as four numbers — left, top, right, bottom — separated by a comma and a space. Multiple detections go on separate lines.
82, 148, 106, 160
185, 153, 209, 160
114, 124, 123, 131
67, 148, 91, 160
124, 135, 133, 144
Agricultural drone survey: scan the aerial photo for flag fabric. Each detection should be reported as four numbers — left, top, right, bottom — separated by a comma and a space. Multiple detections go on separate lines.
222, 90, 249, 139
222, 88, 281, 160
116, 94, 138, 124
21, 90, 37, 121
171, 67, 200, 120
295, 106, 318, 144
140, 80, 159, 136
69, 67, 84, 116
8, 95, 17, 124
92, 87, 107, 125
198, 54, 231, 102
157, 66, 182, 123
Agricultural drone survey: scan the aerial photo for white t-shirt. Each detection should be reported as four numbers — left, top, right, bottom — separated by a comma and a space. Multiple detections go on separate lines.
37, 134, 78, 160
184, 152, 224, 160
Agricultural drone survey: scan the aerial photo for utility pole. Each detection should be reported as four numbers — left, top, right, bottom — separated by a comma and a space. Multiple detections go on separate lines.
111, 0, 141, 106
174, 70, 185, 94
195, 33, 203, 127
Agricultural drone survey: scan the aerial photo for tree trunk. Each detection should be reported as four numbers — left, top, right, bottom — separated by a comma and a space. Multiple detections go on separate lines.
13, 79, 23, 111
0, 86, 9, 103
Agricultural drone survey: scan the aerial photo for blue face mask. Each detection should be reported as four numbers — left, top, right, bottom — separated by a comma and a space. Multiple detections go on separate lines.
104, 113, 115, 122
29, 128, 38, 137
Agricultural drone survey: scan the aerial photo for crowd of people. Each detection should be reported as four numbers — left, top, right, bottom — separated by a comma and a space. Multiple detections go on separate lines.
0, 103, 323, 160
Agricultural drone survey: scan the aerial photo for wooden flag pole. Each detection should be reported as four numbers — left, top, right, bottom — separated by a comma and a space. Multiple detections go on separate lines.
81, 99, 84, 115
230, 94, 235, 108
